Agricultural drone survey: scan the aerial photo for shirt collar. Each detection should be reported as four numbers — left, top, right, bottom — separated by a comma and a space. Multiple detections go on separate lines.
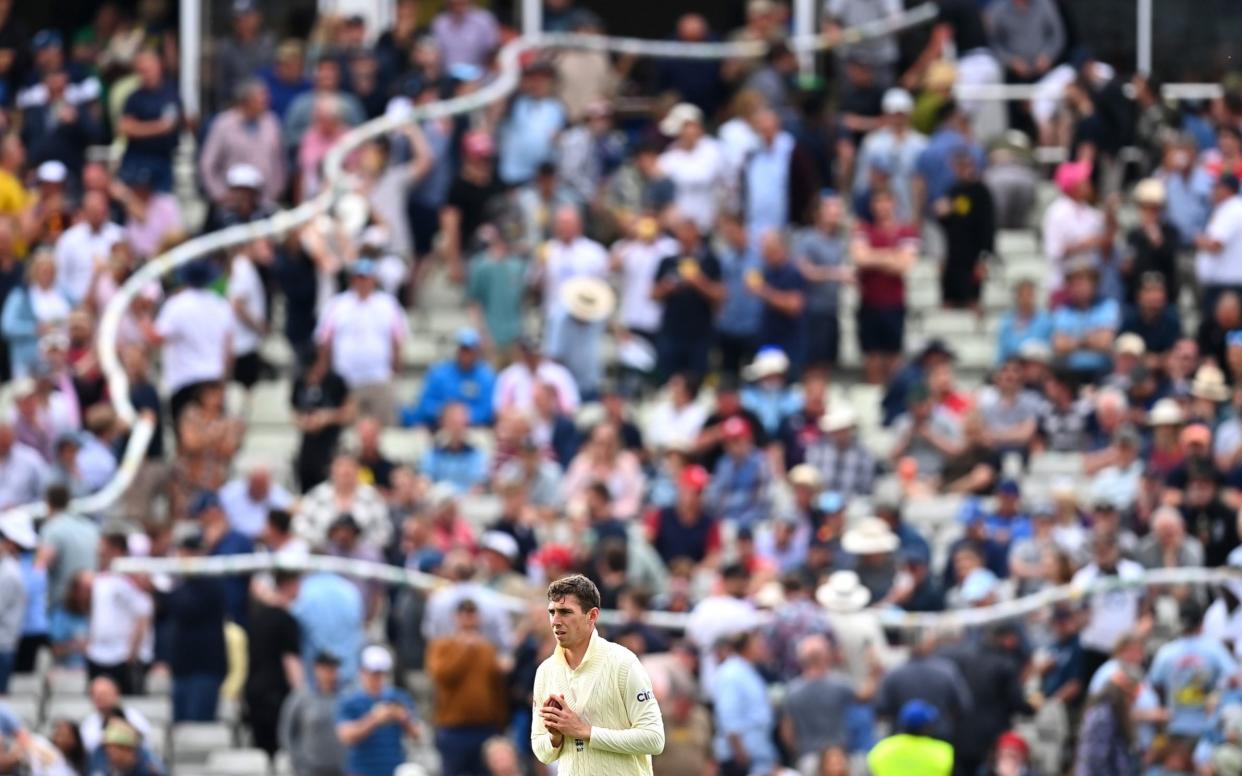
557, 628, 600, 672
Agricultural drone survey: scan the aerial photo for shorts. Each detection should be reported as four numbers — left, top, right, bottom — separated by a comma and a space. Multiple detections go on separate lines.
856, 305, 905, 355
233, 352, 264, 389
806, 310, 840, 367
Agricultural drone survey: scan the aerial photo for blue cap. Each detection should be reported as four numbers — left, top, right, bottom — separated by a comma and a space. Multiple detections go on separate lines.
351, 258, 377, 277
997, 479, 1021, 496
1228, 330, 1242, 348
817, 491, 845, 514
898, 700, 939, 732
180, 260, 217, 289
455, 327, 481, 348
448, 63, 483, 82
960, 568, 1000, 604
189, 490, 222, 517
34, 30, 63, 51
956, 498, 986, 525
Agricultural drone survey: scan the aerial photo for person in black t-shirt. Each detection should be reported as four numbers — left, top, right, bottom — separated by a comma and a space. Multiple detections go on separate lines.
651, 217, 724, 381
695, 377, 767, 472
118, 51, 181, 193
166, 531, 229, 722
290, 358, 353, 492
245, 571, 303, 757
440, 130, 504, 280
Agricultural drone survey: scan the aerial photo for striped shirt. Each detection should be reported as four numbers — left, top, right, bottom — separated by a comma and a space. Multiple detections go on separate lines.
531, 630, 665, 775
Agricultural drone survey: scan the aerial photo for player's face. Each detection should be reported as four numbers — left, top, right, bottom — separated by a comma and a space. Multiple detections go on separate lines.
548, 596, 597, 648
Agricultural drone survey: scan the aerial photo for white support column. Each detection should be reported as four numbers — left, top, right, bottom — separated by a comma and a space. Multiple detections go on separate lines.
795, 0, 817, 76
523, 0, 542, 38
1136, 0, 1153, 74
179, 0, 202, 118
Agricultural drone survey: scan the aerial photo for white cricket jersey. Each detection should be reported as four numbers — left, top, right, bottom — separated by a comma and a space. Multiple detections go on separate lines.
531, 630, 665, 775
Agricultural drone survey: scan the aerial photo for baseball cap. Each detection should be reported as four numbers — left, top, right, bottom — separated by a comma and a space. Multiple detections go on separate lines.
102, 719, 140, 749
996, 731, 1029, 757
314, 651, 342, 666
881, 88, 914, 114
350, 258, 377, 277
37, 160, 68, 184
997, 479, 1020, 497
897, 699, 939, 732
360, 645, 394, 673
33, 29, 63, 51
479, 530, 519, 562
680, 464, 710, 492
455, 327, 481, 349
722, 416, 752, 441
817, 491, 845, 514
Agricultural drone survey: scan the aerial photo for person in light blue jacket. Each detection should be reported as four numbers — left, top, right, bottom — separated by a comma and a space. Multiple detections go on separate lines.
2, 252, 71, 379
996, 278, 1053, 364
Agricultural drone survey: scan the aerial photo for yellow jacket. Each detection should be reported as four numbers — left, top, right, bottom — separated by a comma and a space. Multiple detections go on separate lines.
867, 733, 954, 776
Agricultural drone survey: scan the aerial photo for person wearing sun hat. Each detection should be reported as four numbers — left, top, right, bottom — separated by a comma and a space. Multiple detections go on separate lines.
1043, 157, 1105, 297
740, 347, 801, 436
88, 717, 163, 776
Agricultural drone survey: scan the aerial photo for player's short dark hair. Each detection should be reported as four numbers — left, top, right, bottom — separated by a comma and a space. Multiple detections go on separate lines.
547, 574, 601, 613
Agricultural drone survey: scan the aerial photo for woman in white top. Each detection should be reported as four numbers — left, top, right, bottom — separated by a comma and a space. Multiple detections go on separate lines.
644, 373, 709, 452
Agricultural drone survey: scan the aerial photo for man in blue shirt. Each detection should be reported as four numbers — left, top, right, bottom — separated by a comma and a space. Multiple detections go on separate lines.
118, 51, 181, 192
985, 479, 1031, 550
1051, 258, 1120, 378
191, 491, 254, 626
337, 645, 421, 776
294, 572, 364, 685
712, 630, 778, 774
753, 231, 809, 376
420, 402, 489, 492
1149, 600, 1239, 739
716, 213, 764, 377
406, 328, 496, 428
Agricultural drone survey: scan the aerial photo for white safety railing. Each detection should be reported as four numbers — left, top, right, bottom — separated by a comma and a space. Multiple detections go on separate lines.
111, 551, 1242, 631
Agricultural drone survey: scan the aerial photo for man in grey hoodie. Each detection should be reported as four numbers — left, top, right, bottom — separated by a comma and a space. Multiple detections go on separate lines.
986, 0, 1066, 82
279, 652, 347, 776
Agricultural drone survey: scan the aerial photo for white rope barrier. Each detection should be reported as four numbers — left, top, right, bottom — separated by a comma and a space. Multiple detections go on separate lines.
111, 551, 1242, 632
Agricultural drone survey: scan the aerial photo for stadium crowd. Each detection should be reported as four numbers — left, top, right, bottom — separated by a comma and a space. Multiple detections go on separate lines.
2, 0, 1242, 774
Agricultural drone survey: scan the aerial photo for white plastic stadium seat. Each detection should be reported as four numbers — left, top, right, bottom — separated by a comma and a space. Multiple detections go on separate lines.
7, 674, 43, 697
45, 696, 92, 723
171, 722, 233, 764
205, 748, 270, 776
1029, 452, 1084, 478
46, 669, 87, 696
4, 696, 40, 728
121, 696, 172, 727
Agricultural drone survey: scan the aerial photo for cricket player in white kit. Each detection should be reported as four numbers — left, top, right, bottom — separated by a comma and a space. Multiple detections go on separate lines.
532, 574, 665, 774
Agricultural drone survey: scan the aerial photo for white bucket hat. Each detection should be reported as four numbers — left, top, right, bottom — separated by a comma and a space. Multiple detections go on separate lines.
815, 570, 872, 613
841, 516, 900, 555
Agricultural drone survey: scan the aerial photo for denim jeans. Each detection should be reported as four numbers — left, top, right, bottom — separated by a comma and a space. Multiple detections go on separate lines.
173, 674, 223, 722
0, 651, 13, 694
435, 726, 497, 776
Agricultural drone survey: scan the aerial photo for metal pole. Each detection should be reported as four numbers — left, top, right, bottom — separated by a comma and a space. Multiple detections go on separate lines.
523, 0, 542, 38
795, 0, 816, 76
179, 0, 201, 118
1136, 0, 1153, 74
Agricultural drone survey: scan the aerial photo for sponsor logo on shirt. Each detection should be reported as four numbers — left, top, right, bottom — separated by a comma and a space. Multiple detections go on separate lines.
636, 690, 653, 702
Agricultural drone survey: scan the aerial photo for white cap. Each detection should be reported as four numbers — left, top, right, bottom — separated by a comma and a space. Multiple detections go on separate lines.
360, 644, 394, 673
0, 511, 36, 551
479, 530, 519, 561
658, 103, 704, 137
37, 160, 67, 184
1113, 332, 1146, 357
881, 88, 914, 115
226, 164, 264, 190
361, 225, 390, 249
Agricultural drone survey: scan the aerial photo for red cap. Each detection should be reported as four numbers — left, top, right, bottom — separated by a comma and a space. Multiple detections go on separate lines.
462, 130, 495, 158
680, 465, 710, 492
536, 544, 574, 569
722, 416, 751, 441
996, 731, 1028, 758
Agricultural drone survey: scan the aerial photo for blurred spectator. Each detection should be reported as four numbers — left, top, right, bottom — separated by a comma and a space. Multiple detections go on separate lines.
245, 570, 303, 758
1120, 272, 1180, 356
808, 406, 878, 498
986, 0, 1065, 85
1157, 134, 1212, 248
916, 103, 986, 215
118, 50, 180, 193
494, 339, 580, 419
1073, 533, 1146, 678
260, 40, 311, 121
1136, 506, 1204, 570
80, 676, 154, 752
1149, 599, 1236, 739
1123, 179, 1179, 305
781, 633, 859, 772
497, 62, 565, 188
0, 514, 29, 691
219, 465, 294, 539
792, 194, 851, 372
279, 651, 346, 776
421, 402, 489, 492
1052, 260, 1121, 378
296, 454, 391, 551
199, 79, 286, 207
937, 150, 995, 311
868, 701, 954, 776
212, 0, 274, 111
293, 571, 364, 684
409, 328, 496, 428
291, 354, 353, 492
824, 0, 902, 83
315, 259, 407, 424
86, 534, 152, 695
941, 624, 1031, 774
556, 99, 624, 205
853, 188, 918, 384
714, 213, 764, 377
744, 109, 817, 242
18, 66, 105, 181
39, 484, 97, 606
563, 423, 645, 520
297, 96, 351, 200
891, 381, 963, 485
3, 252, 70, 380
466, 227, 527, 358
432, 0, 499, 69
87, 719, 162, 776
712, 630, 778, 776
426, 599, 509, 775
54, 192, 122, 308
658, 104, 729, 232
169, 382, 242, 518
854, 89, 927, 223
1194, 173, 1242, 316
656, 15, 726, 116
1075, 664, 1143, 775
165, 528, 228, 722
